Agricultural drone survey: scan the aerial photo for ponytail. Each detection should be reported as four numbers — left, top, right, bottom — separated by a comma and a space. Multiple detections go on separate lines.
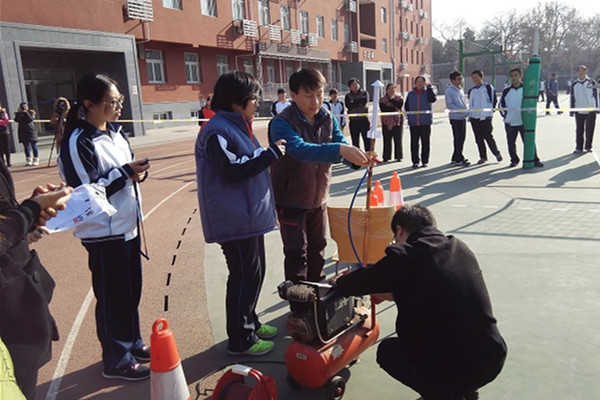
63, 102, 83, 144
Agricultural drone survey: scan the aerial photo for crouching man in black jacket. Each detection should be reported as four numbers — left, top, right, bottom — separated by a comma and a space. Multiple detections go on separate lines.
335, 204, 507, 400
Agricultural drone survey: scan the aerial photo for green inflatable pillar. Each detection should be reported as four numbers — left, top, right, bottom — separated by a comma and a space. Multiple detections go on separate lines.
521, 43, 541, 169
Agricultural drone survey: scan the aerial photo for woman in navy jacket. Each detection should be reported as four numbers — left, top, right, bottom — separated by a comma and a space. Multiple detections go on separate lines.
404, 76, 437, 168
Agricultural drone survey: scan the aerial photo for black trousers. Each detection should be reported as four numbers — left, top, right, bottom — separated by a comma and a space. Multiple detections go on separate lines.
349, 118, 371, 151
276, 205, 327, 283
377, 338, 482, 400
382, 124, 403, 161
504, 124, 540, 164
220, 235, 266, 352
409, 125, 431, 165
449, 119, 467, 163
545, 94, 559, 112
0, 134, 10, 165
574, 112, 596, 151
470, 118, 500, 160
83, 236, 144, 372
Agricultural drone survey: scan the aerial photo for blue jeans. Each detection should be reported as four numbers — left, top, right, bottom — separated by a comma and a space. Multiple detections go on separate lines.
23, 140, 39, 158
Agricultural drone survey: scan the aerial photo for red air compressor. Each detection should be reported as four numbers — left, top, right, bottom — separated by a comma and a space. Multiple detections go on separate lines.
278, 280, 380, 400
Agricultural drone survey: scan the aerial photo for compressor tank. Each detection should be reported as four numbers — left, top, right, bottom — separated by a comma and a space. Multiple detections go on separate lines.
285, 307, 380, 389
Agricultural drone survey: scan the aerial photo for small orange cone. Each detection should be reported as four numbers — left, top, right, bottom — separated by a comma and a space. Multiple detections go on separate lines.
373, 181, 386, 206
369, 191, 380, 207
389, 172, 404, 210
150, 319, 191, 400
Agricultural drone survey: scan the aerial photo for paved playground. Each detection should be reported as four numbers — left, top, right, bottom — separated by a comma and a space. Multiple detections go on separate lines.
8, 98, 600, 399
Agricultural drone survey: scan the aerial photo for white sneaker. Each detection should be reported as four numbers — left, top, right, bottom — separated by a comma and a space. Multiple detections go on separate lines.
32, 157, 39, 166
25, 157, 32, 166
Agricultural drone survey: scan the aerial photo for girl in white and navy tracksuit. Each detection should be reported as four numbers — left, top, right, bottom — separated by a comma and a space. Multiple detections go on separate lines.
570, 72, 598, 152
58, 74, 150, 380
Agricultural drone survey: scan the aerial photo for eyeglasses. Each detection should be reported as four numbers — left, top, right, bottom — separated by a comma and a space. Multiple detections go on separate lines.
106, 95, 125, 108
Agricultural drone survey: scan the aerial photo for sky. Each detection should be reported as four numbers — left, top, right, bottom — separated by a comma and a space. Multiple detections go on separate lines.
431, 0, 600, 40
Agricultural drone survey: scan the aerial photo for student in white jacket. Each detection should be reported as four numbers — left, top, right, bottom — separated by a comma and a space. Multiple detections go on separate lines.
468, 70, 503, 165
570, 65, 598, 153
499, 68, 543, 168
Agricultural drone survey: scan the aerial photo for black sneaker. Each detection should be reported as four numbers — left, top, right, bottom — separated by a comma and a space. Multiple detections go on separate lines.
131, 345, 151, 363
534, 161, 544, 168
509, 162, 518, 167
102, 363, 150, 381
459, 159, 471, 166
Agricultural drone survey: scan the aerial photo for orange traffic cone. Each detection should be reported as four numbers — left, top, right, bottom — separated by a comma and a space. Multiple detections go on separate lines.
389, 172, 404, 210
150, 319, 191, 400
373, 181, 386, 206
369, 191, 380, 207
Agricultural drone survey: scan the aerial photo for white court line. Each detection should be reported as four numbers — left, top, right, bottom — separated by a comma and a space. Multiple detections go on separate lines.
592, 149, 600, 167
44, 180, 196, 400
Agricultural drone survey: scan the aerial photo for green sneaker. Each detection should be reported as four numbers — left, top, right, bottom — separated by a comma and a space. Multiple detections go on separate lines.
256, 324, 278, 339
228, 339, 274, 356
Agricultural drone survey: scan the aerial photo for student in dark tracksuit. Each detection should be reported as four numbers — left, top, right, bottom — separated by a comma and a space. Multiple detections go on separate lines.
59, 74, 152, 381
335, 205, 507, 400
196, 72, 286, 357
404, 76, 437, 169
270, 69, 370, 283
345, 77, 371, 151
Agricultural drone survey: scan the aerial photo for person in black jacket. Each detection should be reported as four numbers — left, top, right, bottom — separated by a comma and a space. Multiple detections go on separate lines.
335, 204, 507, 400
0, 159, 72, 399
345, 78, 371, 151
13, 102, 39, 166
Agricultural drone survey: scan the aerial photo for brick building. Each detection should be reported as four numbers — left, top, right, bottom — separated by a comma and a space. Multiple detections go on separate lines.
0, 0, 431, 143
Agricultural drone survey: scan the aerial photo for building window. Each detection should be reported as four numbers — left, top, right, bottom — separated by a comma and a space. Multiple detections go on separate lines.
232, 0, 245, 20
163, 0, 182, 10
285, 61, 294, 80
344, 22, 350, 43
316, 16, 325, 38
146, 50, 165, 83
281, 5, 290, 30
243, 58, 254, 75
331, 19, 338, 41
216, 55, 229, 77
153, 111, 173, 120
201, 0, 217, 16
300, 11, 309, 34
190, 109, 200, 119
184, 52, 201, 83
382, 38, 388, 54
266, 60, 276, 83
381, 7, 387, 23
258, 0, 270, 26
